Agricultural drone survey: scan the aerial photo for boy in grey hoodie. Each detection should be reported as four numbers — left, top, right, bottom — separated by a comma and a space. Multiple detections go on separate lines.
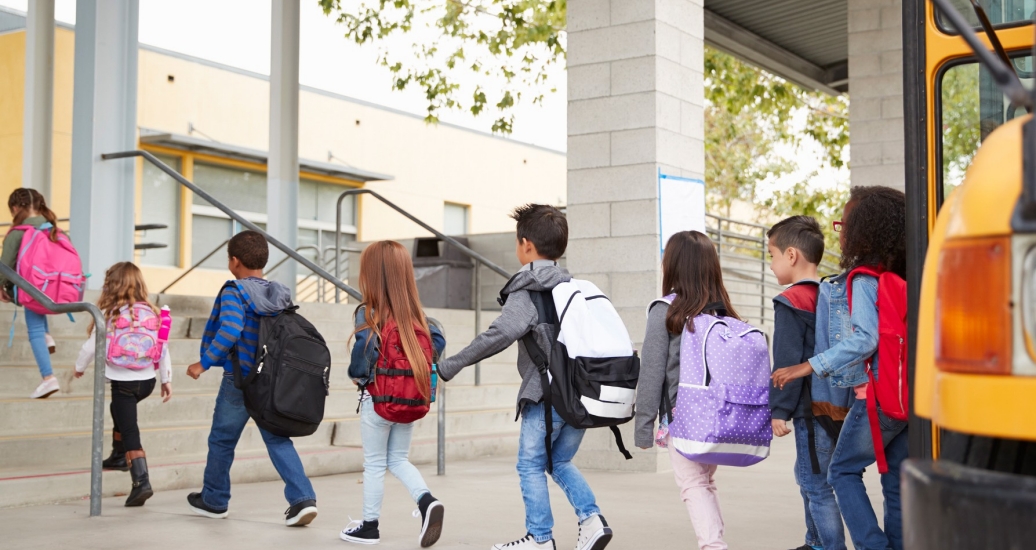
184, 231, 318, 527
439, 204, 612, 550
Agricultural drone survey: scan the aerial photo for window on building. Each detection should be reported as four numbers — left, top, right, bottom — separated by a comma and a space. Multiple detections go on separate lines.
443, 202, 469, 236
140, 154, 182, 267
189, 162, 359, 269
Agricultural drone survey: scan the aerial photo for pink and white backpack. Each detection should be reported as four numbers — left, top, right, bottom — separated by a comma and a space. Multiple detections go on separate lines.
107, 303, 172, 370
12, 223, 85, 315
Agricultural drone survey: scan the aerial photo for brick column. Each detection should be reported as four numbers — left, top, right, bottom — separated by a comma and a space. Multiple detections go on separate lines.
566, 0, 704, 472
848, 0, 904, 191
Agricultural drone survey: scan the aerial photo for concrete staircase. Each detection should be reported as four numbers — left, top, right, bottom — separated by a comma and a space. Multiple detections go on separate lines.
0, 293, 522, 508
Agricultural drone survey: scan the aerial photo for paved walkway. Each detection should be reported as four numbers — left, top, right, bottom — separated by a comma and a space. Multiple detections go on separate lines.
0, 435, 884, 549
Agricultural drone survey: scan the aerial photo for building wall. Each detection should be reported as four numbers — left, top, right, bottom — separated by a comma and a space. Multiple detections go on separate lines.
848, 0, 905, 191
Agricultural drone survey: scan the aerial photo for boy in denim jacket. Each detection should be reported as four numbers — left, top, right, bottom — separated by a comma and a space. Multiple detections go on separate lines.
768, 216, 852, 550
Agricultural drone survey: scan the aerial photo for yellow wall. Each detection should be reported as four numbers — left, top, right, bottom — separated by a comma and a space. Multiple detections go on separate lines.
2, 27, 567, 297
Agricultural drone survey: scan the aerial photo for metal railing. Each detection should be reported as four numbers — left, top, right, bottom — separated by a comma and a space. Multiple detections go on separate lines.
0, 263, 107, 516
102, 150, 362, 301
158, 239, 231, 294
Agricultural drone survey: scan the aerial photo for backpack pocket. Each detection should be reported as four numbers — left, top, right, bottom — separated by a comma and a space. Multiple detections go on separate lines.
712, 384, 772, 447
272, 345, 329, 425
569, 355, 639, 422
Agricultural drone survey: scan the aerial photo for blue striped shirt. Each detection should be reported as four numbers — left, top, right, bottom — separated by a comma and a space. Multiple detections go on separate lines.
199, 282, 263, 376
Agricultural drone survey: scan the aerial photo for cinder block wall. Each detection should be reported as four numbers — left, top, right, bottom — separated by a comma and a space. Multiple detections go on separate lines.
848, 0, 905, 191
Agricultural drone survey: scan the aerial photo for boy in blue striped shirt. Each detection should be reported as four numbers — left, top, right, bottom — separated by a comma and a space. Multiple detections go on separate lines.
185, 230, 318, 526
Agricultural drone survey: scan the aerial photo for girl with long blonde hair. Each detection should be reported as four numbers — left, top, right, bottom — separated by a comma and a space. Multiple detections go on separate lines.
341, 241, 446, 548
74, 262, 172, 507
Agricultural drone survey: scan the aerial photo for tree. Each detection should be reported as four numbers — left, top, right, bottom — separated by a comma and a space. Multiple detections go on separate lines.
766, 178, 849, 261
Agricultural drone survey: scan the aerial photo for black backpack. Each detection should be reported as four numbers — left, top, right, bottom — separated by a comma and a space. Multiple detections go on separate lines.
514, 286, 639, 474
232, 305, 332, 438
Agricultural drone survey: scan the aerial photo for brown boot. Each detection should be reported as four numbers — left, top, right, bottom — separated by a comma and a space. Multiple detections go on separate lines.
125, 450, 153, 507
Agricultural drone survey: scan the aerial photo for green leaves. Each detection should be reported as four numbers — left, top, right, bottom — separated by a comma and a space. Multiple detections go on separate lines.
320, 0, 565, 132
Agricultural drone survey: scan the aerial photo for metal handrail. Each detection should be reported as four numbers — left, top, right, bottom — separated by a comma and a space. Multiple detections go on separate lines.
0, 263, 107, 516
102, 150, 362, 300
159, 239, 231, 294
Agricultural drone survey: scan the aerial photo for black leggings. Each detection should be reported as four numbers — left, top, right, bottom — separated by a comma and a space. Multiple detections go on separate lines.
109, 379, 156, 451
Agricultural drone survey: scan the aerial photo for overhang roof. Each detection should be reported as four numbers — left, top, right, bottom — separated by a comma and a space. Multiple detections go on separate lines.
704, 0, 849, 95
139, 128, 394, 183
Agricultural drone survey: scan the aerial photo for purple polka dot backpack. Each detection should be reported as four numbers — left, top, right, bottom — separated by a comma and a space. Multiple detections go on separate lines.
650, 295, 773, 467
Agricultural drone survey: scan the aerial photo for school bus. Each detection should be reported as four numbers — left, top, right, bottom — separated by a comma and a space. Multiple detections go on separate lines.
903, 0, 1036, 547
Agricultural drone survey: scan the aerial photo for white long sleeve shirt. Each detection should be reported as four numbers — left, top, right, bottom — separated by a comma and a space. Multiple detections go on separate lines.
75, 330, 173, 384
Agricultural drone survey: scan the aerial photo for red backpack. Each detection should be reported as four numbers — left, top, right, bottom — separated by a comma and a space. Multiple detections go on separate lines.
367, 318, 434, 424
847, 266, 908, 474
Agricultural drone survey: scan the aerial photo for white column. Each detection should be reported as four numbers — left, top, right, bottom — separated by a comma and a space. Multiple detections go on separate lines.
848, 0, 904, 191
23, 0, 56, 201
567, 0, 704, 473
267, 0, 301, 293
70, 0, 139, 288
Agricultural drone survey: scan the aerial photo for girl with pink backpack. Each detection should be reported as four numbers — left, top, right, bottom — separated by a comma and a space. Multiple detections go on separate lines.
0, 188, 79, 398
74, 262, 172, 507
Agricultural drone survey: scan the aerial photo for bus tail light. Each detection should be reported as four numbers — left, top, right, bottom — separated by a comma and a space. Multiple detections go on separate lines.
1021, 246, 1036, 362
936, 237, 1012, 374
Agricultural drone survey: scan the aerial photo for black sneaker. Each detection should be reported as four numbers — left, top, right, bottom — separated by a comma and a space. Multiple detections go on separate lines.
415, 493, 445, 547
187, 492, 228, 519
285, 499, 318, 527
341, 519, 381, 545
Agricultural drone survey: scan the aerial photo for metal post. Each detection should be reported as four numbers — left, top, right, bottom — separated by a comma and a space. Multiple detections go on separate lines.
267, 0, 300, 295
759, 230, 767, 325
23, 0, 55, 201
474, 260, 482, 386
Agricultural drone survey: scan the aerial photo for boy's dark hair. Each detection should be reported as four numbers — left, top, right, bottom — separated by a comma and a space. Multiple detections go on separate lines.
767, 215, 825, 264
510, 204, 568, 260
228, 230, 269, 270
840, 185, 907, 278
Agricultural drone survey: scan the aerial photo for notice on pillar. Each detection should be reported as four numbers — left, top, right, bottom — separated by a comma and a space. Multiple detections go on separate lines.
658, 170, 706, 254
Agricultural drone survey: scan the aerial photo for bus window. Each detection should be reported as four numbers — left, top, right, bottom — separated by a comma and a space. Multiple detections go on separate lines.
938, 55, 1033, 203
936, 0, 1036, 32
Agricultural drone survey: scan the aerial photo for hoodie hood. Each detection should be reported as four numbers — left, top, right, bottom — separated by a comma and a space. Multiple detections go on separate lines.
236, 277, 293, 315
497, 262, 571, 305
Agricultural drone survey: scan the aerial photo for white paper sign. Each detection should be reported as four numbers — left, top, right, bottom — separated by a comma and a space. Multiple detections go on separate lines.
658, 170, 706, 254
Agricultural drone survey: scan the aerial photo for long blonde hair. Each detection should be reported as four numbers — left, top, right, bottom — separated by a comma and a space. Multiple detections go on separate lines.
353, 241, 432, 399
89, 262, 158, 335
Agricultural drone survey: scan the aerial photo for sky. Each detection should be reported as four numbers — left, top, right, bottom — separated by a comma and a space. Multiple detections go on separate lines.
2, 0, 846, 196
2, 0, 569, 151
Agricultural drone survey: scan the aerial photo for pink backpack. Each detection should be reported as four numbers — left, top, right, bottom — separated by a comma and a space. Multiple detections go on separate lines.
12, 223, 85, 315
107, 303, 172, 370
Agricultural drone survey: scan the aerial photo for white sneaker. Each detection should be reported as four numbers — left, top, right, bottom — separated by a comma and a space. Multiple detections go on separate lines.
44, 333, 56, 354
574, 514, 612, 550
491, 534, 555, 550
30, 378, 60, 399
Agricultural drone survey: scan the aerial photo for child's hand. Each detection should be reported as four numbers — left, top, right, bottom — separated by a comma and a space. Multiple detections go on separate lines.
772, 418, 791, 437
771, 362, 813, 390
0, 290, 10, 303
73, 370, 84, 379
161, 382, 172, 402
186, 362, 204, 380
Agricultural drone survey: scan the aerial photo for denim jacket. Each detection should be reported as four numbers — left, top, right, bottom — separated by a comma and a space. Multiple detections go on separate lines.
348, 306, 446, 385
808, 272, 878, 388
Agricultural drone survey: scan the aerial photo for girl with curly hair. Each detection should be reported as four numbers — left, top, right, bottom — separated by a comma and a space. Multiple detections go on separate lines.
771, 186, 909, 550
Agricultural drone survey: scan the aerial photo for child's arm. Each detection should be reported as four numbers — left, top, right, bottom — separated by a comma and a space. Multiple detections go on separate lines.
634, 302, 671, 449
430, 324, 446, 362
437, 290, 538, 381
199, 287, 246, 371
769, 302, 807, 421
73, 331, 96, 378
159, 346, 172, 402
348, 308, 375, 384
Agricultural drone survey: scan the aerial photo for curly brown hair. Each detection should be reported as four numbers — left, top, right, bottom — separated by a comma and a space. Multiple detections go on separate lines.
839, 186, 907, 278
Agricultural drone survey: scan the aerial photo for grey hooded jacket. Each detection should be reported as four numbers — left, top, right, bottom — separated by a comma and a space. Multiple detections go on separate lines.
438, 260, 570, 417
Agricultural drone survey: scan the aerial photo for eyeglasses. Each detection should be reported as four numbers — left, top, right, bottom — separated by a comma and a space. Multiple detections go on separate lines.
833, 221, 843, 232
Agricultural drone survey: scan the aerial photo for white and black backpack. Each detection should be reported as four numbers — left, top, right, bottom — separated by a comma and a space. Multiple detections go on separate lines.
520, 280, 639, 473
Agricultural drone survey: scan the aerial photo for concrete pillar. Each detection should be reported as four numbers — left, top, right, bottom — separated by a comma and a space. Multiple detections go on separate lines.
23, 0, 55, 201
70, 0, 139, 288
848, 0, 904, 191
267, 0, 301, 293
566, 0, 704, 472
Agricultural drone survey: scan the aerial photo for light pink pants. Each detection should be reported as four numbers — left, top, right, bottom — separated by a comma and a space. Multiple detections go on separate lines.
669, 438, 727, 550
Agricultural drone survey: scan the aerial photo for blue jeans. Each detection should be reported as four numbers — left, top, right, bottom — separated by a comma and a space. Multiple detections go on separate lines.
200, 375, 316, 510
360, 399, 430, 521
24, 310, 52, 378
518, 403, 600, 544
793, 418, 846, 550
828, 399, 908, 550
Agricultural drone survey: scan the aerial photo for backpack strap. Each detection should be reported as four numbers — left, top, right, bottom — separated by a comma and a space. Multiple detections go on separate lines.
521, 329, 555, 475
867, 368, 891, 474
802, 377, 823, 475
